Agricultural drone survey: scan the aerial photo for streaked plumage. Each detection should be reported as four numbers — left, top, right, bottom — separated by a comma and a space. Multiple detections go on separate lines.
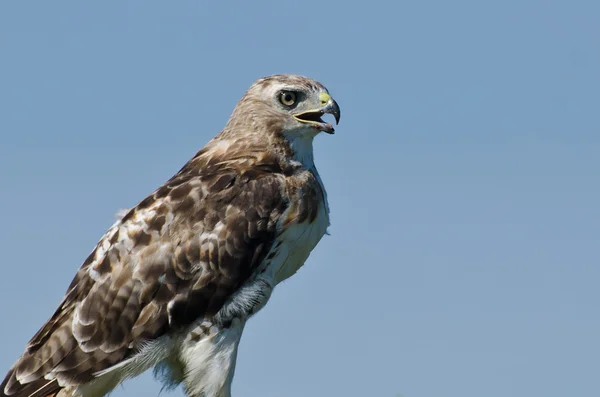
1, 74, 340, 397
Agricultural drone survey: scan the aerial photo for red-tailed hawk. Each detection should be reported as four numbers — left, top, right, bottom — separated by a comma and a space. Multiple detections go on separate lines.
1, 74, 340, 397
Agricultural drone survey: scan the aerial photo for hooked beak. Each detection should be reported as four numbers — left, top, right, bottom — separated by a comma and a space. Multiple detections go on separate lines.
293, 93, 341, 134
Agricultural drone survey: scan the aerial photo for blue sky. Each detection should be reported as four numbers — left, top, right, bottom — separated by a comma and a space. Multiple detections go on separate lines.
1, 1, 599, 397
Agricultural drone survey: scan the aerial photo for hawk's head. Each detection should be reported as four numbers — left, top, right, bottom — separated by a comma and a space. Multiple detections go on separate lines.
226, 74, 341, 137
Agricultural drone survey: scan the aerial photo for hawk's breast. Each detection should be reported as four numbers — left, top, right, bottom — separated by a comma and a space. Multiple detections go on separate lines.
264, 172, 329, 285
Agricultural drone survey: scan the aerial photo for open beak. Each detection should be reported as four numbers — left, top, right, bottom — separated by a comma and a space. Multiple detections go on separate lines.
293, 96, 341, 134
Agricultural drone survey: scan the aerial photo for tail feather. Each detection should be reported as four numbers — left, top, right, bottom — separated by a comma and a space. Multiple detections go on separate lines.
1, 369, 62, 397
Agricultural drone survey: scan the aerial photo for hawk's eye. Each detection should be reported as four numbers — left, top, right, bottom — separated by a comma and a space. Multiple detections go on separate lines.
279, 91, 297, 107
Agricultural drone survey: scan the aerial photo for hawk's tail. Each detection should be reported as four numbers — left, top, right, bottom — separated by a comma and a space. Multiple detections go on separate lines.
0, 369, 62, 397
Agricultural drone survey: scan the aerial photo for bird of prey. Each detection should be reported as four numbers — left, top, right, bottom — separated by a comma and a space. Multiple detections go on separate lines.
1, 74, 340, 397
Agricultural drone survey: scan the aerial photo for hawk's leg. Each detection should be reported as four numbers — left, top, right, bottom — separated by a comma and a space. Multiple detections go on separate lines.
182, 276, 273, 344
180, 319, 246, 397
213, 277, 273, 327
179, 277, 273, 397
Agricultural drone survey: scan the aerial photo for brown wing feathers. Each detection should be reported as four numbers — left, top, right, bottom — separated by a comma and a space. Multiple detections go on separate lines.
1, 154, 290, 397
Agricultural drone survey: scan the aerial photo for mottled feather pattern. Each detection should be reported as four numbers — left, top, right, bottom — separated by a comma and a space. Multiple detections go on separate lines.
1, 74, 335, 397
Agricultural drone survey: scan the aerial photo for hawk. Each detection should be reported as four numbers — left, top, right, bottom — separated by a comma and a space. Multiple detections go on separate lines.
1, 74, 340, 397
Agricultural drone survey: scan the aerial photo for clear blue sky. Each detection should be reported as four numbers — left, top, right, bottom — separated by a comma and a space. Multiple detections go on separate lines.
1, 2, 598, 397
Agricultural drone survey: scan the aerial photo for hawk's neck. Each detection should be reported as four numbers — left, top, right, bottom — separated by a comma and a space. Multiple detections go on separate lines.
283, 134, 316, 171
